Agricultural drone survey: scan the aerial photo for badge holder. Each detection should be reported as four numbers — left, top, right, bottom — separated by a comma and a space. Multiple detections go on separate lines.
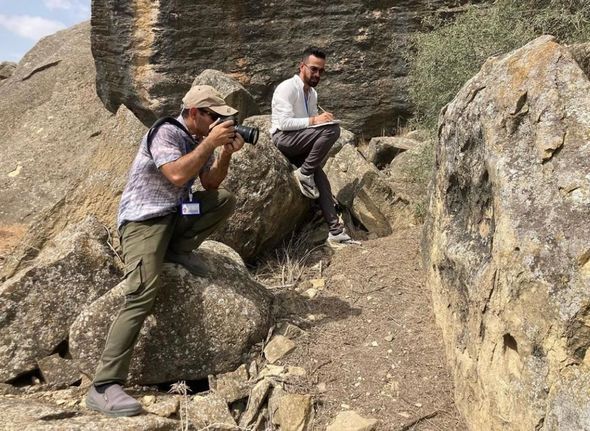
180, 190, 201, 216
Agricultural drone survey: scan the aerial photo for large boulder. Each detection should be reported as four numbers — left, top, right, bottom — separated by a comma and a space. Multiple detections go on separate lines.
90, 0, 477, 135
423, 36, 590, 431
192, 69, 260, 124
324, 144, 403, 237
210, 115, 310, 261
70, 241, 273, 384
0, 217, 120, 382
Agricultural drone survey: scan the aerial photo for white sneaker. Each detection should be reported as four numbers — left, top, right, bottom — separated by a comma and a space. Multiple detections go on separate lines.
328, 231, 353, 243
294, 168, 320, 199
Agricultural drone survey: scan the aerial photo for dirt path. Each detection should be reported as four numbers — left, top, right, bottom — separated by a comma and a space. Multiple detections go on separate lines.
272, 226, 466, 430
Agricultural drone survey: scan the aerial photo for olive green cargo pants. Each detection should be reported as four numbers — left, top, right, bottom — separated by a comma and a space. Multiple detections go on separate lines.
93, 189, 236, 385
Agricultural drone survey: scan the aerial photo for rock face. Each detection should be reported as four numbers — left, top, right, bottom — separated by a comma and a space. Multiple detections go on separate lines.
0, 21, 147, 271
70, 241, 273, 384
423, 36, 590, 430
90, 0, 479, 136
0, 217, 119, 382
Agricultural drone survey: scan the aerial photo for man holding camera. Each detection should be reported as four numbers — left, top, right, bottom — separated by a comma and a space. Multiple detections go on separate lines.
86, 85, 244, 417
271, 47, 352, 244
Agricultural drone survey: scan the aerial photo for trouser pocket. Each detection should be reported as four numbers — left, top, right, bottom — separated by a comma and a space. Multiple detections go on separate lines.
122, 258, 143, 297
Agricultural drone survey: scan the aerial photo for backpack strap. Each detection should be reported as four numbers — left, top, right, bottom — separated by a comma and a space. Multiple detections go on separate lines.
146, 116, 195, 158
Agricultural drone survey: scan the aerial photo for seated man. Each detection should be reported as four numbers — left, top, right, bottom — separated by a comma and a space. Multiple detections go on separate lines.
86, 85, 244, 417
270, 46, 352, 244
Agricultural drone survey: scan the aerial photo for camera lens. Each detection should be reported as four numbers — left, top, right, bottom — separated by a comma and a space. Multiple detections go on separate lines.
235, 125, 259, 145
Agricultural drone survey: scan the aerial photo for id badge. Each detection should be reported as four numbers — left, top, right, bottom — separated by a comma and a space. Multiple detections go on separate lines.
180, 200, 201, 215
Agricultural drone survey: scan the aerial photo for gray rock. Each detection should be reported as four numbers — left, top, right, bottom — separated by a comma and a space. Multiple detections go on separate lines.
70, 241, 273, 385
210, 115, 310, 261
0, 22, 148, 277
0, 61, 16, 84
362, 136, 418, 169
90, 1, 477, 136
326, 410, 378, 431
424, 35, 590, 431
0, 217, 120, 382
263, 335, 296, 364
325, 145, 402, 236
385, 139, 433, 205
0, 397, 178, 430
37, 355, 81, 388
209, 364, 250, 403
270, 393, 313, 431
188, 393, 237, 429
192, 69, 260, 124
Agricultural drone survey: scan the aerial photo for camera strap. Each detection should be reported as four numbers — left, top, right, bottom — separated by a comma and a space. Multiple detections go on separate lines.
146, 116, 195, 159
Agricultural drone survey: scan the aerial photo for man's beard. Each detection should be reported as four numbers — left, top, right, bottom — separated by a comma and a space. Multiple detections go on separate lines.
308, 77, 320, 87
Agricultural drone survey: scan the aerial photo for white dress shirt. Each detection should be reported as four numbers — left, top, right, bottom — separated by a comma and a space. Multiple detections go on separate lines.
270, 74, 319, 134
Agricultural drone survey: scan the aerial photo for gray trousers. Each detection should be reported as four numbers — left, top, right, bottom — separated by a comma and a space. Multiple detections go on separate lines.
272, 124, 342, 234
93, 188, 236, 385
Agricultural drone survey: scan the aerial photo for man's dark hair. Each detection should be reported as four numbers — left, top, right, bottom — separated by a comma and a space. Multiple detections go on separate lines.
302, 47, 326, 62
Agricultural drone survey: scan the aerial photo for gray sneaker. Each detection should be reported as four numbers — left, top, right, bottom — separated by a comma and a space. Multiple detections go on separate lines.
86, 384, 143, 417
165, 250, 209, 276
328, 230, 360, 246
294, 168, 320, 199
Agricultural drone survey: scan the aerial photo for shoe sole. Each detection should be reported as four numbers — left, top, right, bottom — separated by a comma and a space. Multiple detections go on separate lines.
86, 398, 143, 417
294, 175, 320, 199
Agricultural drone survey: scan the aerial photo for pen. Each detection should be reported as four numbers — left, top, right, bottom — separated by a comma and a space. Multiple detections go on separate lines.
318, 104, 326, 113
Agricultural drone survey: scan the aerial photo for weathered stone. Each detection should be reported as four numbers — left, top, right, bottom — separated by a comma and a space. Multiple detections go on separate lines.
91, 1, 477, 136
0, 23, 134, 251
0, 217, 119, 382
0, 61, 16, 84
325, 144, 402, 236
209, 364, 251, 403
37, 355, 81, 388
276, 322, 305, 340
382, 137, 433, 228
326, 410, 378, 431
0, 21, 148, 278
144, 396, 180, 418
264, 335, 296, 364
192, 69, 260, 124
238, 378, 272, 428
361, 136, 418, 169
327, 128, 357, 160
0, 397, 178, 430
209, 115, 309, 261
424, 36, 590, 431
70, 241, 273, 385
271, 393, 313, 431
187, 393, 237, 429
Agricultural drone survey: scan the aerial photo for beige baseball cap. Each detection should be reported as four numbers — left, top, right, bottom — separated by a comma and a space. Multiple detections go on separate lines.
181, 85, 238, 116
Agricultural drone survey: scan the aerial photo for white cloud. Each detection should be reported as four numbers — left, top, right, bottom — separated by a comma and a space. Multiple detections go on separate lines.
0, 14, 66, 41
43, 0, 74, 10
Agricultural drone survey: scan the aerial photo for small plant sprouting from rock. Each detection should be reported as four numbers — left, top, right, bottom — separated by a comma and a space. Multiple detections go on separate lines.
169, 380, 191, 431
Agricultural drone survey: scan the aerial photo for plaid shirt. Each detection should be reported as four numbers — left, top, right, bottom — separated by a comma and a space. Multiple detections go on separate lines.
117, 115, 213, 229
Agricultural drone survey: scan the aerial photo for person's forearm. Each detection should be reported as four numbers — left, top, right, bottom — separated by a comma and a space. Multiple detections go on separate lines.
160, 140, 216, 187
200, 150, 231, 189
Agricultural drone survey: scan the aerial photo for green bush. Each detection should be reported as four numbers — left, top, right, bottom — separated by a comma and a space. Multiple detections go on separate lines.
408, 0, 590, 130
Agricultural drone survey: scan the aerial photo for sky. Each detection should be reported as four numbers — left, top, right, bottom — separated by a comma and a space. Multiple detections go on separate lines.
0, 0, 90, 62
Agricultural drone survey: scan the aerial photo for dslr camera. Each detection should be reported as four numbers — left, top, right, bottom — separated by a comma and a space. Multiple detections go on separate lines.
219, 116, 259, 145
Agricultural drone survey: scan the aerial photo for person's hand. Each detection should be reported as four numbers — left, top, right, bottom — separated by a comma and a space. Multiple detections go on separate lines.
221, 132, 245, 156
204, 119, 235, 150
311, 112, 334, 125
